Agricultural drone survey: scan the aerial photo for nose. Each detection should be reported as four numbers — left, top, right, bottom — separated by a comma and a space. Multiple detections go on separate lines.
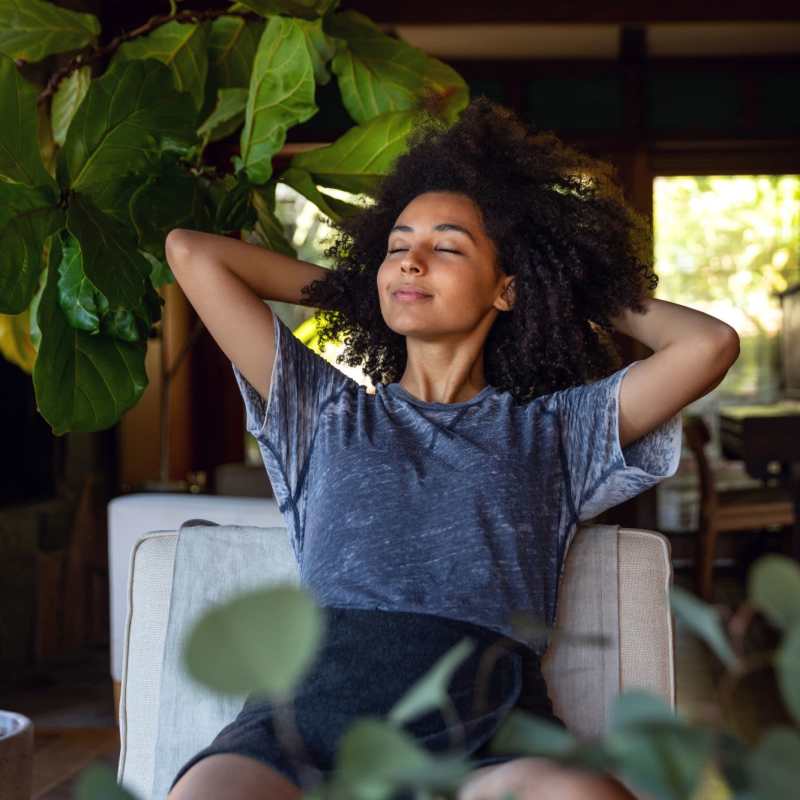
400, 252, 423, 274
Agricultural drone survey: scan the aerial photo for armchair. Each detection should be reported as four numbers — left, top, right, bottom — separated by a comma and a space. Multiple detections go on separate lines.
116, 522, 676, 799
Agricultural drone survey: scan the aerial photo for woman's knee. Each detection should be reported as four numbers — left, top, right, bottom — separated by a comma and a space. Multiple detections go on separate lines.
457, 756, 638, 800
167, 753, 303, 800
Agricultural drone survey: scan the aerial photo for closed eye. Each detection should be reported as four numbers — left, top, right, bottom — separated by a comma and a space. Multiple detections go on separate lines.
387, 248, 461, 254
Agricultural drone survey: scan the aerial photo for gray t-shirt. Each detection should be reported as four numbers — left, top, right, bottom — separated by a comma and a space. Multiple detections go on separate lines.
232, 312, 682, 654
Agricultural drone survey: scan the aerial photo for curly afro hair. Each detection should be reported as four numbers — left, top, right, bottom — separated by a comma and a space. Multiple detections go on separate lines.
299, 95, 657, 405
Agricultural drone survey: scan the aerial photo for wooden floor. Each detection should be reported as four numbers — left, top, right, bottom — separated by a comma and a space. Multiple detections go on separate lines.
0, 565, 784, 799
31, 729, 119, 799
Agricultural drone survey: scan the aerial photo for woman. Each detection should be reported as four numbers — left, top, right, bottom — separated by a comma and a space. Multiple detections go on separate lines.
165, 97, 739, 799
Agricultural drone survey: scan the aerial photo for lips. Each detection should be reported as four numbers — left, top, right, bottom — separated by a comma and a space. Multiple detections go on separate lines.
393, 290, 432, 301
392, 285, 431, 298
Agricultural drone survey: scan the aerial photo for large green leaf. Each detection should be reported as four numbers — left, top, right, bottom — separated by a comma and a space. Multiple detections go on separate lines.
129, 154, 204, 259
197, 87, 248, 144
112, 20, 211, 111
235, 0, 341, 21
211, 172, 258, 234
277, 166, 365, 224
66, 193, 152, 313
0, 52, 56, 188
207, 15, 265, 90
250, 183, 298, 257
289, 108, 424, 197
33, 236, 148, 434
748, 554, 800, 631
79, 172, 151, 231
235, 15, 319, 185
183, 584, 325, 699
50, 66, 91, 147
325, 10, 469, 125
295, 16, 338, 86
61, 58, 198, 196
0, 0, 100, 62
0, 181, 63, 314
56, 230, 158, 342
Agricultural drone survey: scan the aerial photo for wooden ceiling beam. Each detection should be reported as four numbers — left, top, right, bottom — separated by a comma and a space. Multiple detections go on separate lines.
345, 0, 799, 25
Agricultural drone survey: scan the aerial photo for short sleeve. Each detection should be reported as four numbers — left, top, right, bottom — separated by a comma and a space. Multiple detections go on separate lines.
551, 360, 683, 523
230, 311, 357, 554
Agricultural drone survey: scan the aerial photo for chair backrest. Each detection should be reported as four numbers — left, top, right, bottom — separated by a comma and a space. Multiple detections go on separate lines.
117, 523, 675, 799
682, 414, 717, 509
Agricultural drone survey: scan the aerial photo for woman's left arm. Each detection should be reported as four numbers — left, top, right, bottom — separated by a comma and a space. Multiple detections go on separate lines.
605, 298, 740, 449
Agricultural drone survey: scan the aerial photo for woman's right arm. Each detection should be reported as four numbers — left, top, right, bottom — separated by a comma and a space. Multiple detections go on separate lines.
164, 228, 329, 402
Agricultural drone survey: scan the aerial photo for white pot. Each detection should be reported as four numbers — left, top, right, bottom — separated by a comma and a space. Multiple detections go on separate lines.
0, 711, 34, 800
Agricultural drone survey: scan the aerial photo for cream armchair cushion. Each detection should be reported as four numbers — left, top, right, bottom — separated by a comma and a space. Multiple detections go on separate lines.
117, 522, 674, 799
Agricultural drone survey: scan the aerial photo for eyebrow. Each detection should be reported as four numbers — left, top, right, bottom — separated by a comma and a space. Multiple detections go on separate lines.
389, 223, 477, 245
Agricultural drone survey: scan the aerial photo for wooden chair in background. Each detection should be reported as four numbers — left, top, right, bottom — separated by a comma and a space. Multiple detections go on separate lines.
682, 414, 797, 601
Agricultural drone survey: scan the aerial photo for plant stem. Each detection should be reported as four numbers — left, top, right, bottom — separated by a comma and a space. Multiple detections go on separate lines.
36, 6, 259, 106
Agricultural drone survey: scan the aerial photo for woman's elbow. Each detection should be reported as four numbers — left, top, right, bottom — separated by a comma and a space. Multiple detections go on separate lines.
165, 228, 196, 269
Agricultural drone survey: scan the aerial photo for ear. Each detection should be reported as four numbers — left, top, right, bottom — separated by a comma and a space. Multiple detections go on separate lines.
496, 276, 515, 312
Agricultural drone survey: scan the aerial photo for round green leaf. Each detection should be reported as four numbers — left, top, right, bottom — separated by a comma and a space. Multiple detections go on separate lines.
670, 584, 739, 670
775, 623, 800, 725
183, 584, 325, 699
387, 637, 475, 727
487, 708, 576, 759
75, 762, 140, 800
331, 717, 472, 799
747, 726, 800, 800
748, 554, 800, 632
609, 688, 681, 729
605, 720, 716, 800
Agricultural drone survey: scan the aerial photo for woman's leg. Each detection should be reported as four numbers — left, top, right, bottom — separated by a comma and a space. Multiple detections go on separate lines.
457, 756, 640, 800
167, 753, 303, 800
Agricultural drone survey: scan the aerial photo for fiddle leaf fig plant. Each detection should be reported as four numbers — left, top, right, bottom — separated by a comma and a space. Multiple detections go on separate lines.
74, 551, 800, 800
0, 0, 469, 442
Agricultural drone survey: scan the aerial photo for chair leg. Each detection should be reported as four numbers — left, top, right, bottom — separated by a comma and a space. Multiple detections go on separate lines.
695, 523, 720, 602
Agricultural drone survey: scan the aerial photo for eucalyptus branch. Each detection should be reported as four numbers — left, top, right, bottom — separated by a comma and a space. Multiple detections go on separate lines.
36, 6, 259, 106
271, 697, 325, 792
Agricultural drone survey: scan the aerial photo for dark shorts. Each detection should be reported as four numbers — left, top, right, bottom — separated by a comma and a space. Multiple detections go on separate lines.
169, 607, 565, 797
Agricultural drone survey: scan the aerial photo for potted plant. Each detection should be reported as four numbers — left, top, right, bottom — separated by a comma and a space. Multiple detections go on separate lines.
71, 551, 800, 800
0, 0, 468, 485
0, 710, 34, 800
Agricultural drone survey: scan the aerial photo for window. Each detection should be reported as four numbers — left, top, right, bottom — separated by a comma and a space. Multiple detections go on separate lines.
652, 175, 800, 536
